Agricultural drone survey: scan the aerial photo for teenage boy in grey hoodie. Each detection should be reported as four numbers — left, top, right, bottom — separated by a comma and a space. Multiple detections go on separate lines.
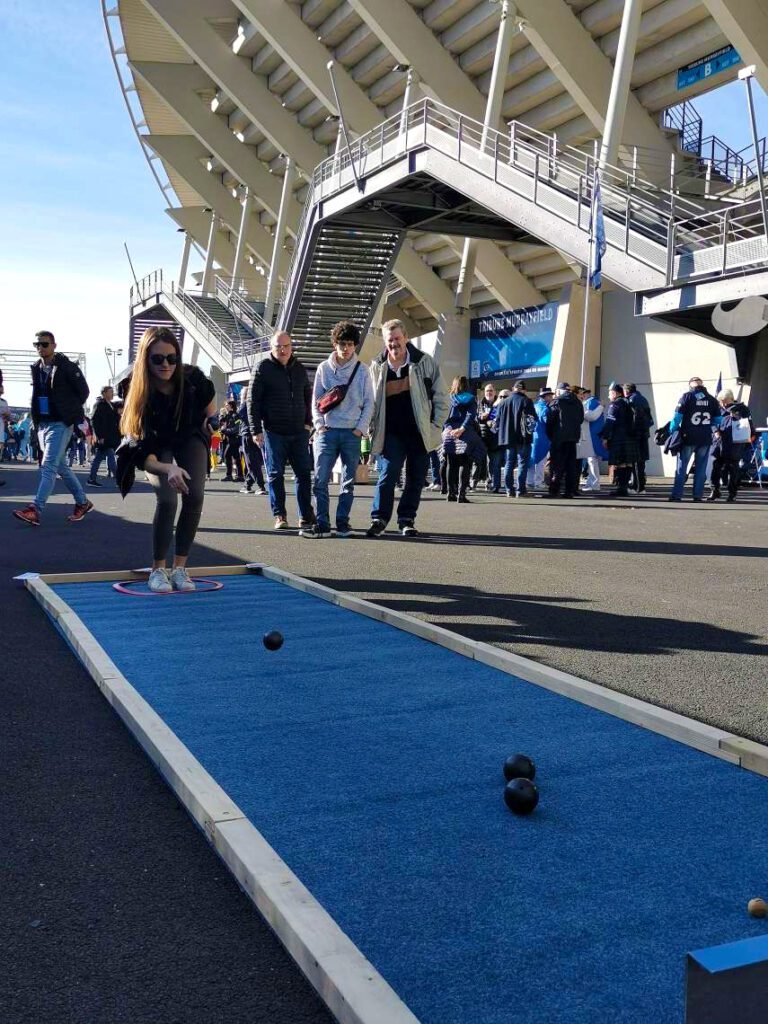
308, 321, 374, 537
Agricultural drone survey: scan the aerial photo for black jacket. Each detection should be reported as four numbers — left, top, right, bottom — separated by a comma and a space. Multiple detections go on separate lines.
477, 397, 498, 451
545, 391, 584, 445
31, 353, 89, 427
91, 396, 122, 449
116, 365, 215, 496
495, 392, 537, 448
248, 355, 311, 436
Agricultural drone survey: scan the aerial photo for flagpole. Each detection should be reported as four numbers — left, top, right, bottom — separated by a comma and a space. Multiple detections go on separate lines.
580, 193, 594, 389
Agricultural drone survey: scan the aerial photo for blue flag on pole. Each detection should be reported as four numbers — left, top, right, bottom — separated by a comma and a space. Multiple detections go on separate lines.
714, 371, 722, 396
589, 171, 607, 290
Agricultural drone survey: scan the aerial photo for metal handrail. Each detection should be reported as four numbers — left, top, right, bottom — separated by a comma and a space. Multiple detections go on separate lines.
130, 269, 164, 310
214, 275, 272, 337
282, 96, 767, 298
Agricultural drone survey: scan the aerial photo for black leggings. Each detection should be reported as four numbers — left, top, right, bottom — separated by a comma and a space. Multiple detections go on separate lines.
446, 452, 471, 497
146, 439, 208, 560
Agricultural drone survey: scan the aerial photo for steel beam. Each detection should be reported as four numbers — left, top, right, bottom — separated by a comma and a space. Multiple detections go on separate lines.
346, 0, 487, 121
144, 134, 284, 274
130, 60, 302, 228
700, 0, 768, 88
139, 0, 325, 174
512, 0, 675, 156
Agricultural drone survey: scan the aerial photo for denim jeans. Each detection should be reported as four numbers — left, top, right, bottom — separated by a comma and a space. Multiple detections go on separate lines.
89, 446, 116, 481
503, 443, 531, 495
672, 443, 710, 499
488, 449, 502, 491
371, 432, 429, 526
262, 429, 313, 521
312, 428, 361, 528
35, 422, 87, 511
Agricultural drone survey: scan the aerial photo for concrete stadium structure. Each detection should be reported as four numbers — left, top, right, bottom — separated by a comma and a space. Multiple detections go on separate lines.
106, 0, 768, 474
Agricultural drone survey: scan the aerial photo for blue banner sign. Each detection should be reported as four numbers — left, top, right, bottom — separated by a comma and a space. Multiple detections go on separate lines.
469, 302, 558, 381
677, 45, 740, 90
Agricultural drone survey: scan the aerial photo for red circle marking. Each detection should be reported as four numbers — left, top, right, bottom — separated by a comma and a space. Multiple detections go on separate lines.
112, 578, 224, 596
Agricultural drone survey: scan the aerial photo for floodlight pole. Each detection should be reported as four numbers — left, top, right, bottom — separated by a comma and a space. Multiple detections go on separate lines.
739, 65, 768, 249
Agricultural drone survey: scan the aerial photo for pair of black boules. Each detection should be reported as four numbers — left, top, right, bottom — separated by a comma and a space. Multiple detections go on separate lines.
503, 753, 539, 815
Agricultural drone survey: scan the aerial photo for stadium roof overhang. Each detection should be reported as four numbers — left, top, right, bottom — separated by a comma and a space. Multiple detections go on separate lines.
108, 0, 768, 332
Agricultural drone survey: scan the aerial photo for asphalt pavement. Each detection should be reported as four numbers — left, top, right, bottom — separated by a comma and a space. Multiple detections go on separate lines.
2, 460, 767, 1023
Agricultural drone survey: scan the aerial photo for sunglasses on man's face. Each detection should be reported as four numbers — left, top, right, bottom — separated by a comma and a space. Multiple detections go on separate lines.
149, 352, 179, 366
34, 341, 51, 349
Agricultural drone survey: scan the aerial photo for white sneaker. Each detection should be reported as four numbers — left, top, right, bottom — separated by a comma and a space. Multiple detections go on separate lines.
170, 567, 195, 592
148, 568, 172, 594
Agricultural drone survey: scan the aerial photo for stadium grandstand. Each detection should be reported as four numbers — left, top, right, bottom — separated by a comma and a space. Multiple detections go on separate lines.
105, 0, 768, 474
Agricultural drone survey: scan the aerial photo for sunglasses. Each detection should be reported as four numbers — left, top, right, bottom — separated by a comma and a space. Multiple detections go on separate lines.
149, 352, 179, 366
34, 341, 51, 349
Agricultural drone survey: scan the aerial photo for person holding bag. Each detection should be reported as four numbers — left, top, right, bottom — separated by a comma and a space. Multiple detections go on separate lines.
309, 320, 374, 538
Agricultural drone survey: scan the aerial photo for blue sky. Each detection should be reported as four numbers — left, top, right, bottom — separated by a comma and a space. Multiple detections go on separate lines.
0, 1, 765, 406
0, 0, 188, 405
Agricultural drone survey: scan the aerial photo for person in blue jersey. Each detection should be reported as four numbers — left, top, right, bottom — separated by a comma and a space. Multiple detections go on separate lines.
441, 375, 481, 503
708, 389, 755, 503
668, 376, 722, 502
526, 386, 553, 492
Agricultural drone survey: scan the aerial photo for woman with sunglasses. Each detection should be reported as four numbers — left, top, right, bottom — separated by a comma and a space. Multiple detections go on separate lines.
118, 327, 216, 593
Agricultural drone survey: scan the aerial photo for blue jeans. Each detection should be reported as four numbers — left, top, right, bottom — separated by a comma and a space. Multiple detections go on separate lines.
372, 433, 429, 526
672, 443, 710, 499
89, 446, 116, 481
428, 450, 441, 486
35, 422, 87, 511
488, 449, 502, 491
312, 428, 361, 529
262, 430, 313, 521
503, 443, 531, 495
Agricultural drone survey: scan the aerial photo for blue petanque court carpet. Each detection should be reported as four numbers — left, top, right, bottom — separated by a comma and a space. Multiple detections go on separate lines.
49, 574, 768, 1024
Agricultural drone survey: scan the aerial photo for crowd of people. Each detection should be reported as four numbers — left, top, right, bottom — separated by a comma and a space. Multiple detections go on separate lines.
5, 321, 763, 591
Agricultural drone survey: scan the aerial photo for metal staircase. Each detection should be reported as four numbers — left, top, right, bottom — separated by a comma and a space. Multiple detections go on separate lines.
129, 271, 270, 373
280, 222, 402, 371
278, 98, 768, 335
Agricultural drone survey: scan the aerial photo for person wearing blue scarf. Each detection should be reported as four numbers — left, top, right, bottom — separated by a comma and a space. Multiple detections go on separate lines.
442, 376, 480, 502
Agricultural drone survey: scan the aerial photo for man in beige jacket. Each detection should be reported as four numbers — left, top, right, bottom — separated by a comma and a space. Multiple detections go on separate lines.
366, 320, 448, 538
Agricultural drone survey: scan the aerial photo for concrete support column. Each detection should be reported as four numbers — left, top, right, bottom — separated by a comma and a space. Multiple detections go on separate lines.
455, 0, 516, 309
547, 283, 602, 391
599, 0, 643, 169
264, 156, 295, 326
231, 187, 254, 293
434, 310, 471, 385
201, 209, 219, 294
177, 231, 192, 291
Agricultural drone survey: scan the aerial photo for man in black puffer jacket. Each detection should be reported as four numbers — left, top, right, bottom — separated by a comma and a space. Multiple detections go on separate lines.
544, 382, 584, 498
248, 332, 314, 531
12, 331, 93, 527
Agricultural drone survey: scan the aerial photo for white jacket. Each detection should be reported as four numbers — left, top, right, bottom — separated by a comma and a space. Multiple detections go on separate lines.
576, 400, 603, 458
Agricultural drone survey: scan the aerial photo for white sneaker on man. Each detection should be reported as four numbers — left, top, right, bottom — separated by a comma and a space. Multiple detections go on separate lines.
148, 568, 172, 594
170, 567, 195, 592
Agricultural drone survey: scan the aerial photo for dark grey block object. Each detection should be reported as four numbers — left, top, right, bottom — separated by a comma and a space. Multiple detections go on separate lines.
686, 933, 768, 1023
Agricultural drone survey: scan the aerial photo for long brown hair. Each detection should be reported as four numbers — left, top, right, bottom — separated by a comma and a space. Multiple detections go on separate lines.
121, 327, 184, 439
450, 375, 470, 395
